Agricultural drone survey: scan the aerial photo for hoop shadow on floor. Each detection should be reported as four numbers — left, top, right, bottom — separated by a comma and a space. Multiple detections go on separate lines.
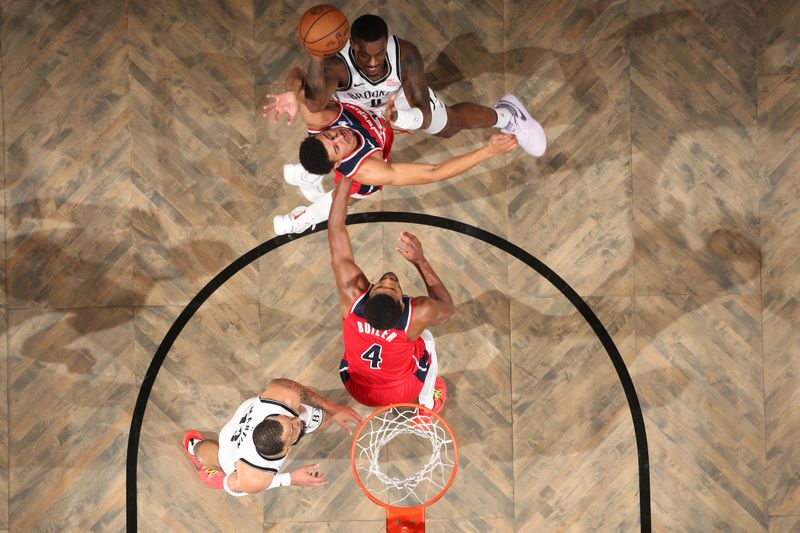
125, 211, 652, 532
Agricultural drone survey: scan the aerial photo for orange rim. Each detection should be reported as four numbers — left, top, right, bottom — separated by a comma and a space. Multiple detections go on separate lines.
350, 402, 459, 511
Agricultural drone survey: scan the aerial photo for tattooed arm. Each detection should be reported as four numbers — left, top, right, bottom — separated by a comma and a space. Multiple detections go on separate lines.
264, 378, 361, 433
303, 55, 349, 113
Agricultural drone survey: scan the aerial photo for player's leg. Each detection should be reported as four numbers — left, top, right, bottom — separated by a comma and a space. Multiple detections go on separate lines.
274, 187, 369, 235
432, 102, 498, 139
424, 88, 547, 157
194, 439, 221, 468
183, 430, 225, 489
283, 163, 327, 202
420, 88, 494, 138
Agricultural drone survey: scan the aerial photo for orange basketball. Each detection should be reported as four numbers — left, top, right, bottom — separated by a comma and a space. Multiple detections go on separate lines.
297, 5, 350, 58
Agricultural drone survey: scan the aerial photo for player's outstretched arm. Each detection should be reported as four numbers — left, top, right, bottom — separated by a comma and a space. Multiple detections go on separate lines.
262, 67, 340, 129
226, 464, 274, 495
395, 232, 455, 331
328, 176, 370, 316
268, 378, 362, 434
287, 464, 327, 487
228, 464, 327, 494
303, 55, 347, 113
355, 133, 518, 187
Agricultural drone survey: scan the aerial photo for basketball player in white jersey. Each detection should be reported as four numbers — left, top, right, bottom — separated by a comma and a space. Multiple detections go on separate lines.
183, 377, 361, 496
267, 14, 545, 231
264, 70, 518, 235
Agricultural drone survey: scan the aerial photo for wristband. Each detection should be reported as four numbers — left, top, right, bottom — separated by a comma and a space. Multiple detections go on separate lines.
299, 403, 325, 433
267, 472, 292, 490
223, 474, 248, 497
393, 106, 424, 130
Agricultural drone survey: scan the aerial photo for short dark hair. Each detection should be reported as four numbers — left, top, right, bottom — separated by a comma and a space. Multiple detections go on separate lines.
351, 14, 388, 42
364, 293, 403, 330
299, 136, 335, 175
253, 417, 286, 457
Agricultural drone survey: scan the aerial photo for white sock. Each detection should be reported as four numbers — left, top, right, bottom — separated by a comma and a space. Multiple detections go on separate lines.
493, 107, 512, 129
187, 438, 199, 456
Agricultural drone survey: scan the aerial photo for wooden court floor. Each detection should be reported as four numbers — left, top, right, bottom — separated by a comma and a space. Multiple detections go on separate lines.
1, 0, 799, 531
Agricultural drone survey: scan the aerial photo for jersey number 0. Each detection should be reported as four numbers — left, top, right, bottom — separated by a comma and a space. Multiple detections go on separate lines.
360, 344, 383, 369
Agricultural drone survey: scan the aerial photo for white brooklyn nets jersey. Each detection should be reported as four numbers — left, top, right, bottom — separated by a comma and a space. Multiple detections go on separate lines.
217, 397, 297, 475
335, 35, 403, 116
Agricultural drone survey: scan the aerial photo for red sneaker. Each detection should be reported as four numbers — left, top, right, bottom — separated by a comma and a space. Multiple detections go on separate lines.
183, 430, 224, 490
431, 376, 447, 413
411, 377, 448, 430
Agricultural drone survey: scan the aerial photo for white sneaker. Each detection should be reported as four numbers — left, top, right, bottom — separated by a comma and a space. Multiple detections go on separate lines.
493, 94, 547, 157
283, 164, 326, 202
273, 206, 313, 235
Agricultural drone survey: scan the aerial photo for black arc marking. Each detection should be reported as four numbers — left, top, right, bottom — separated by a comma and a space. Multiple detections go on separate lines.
126, 211, 651, 532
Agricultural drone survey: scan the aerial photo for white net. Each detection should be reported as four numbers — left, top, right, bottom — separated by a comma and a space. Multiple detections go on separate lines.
353, 405, 457, 507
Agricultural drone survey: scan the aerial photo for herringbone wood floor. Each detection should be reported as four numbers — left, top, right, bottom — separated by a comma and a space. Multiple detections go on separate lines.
1, 0, 798, 531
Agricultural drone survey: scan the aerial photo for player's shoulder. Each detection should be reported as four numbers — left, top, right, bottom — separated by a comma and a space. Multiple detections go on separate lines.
408, 294, 436, 321
396, 37, 421, 58
260, 380, 301, 410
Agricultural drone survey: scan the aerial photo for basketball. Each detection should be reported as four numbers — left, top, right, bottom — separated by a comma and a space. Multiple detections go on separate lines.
297, 5, 350, 57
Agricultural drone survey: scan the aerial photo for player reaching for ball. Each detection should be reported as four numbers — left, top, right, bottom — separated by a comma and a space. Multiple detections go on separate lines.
268, 13, 546, 224
262, 67, 518, 234
328, 172, 454, 410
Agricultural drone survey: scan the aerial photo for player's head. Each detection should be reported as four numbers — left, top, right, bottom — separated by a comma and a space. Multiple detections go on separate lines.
365, 272, 404, 330
350, 15, 389, 79
299, 127, 358, 175
253, 415, 305, 457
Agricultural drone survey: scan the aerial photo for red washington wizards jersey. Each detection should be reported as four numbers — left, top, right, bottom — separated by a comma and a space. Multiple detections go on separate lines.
308, 102, 394, 197
340, 287, 428, 388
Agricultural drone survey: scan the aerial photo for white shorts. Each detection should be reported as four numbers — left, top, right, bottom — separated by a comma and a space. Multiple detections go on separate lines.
394, 87, 448, 135
417, 329, 440, 407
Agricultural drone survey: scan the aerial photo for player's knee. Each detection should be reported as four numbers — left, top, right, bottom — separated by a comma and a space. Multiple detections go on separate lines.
433, 124, 460, 139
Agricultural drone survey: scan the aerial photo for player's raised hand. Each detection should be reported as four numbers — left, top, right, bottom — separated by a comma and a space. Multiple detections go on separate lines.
289, 464, 328, 487
396, 231, 425, 264
485, 133, 519, 154
262, 91, 299, 125
328, 403, 362, 434
383, 92, 399, 128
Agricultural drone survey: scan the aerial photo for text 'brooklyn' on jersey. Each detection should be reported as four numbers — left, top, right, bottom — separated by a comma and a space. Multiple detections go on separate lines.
335, 35, 402, 115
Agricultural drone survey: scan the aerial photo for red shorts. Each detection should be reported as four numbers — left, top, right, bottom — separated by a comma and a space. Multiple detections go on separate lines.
343, 377, 424, 407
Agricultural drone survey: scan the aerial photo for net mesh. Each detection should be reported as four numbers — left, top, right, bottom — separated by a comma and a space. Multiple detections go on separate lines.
353, 405, 456, 507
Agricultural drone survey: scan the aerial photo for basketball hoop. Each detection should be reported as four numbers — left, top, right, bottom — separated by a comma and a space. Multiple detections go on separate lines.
350, 403, 458, 532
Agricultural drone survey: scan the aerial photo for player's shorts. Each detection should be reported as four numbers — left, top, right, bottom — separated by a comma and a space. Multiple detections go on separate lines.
339, 349, 432, 407
394, 87, 448, 135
